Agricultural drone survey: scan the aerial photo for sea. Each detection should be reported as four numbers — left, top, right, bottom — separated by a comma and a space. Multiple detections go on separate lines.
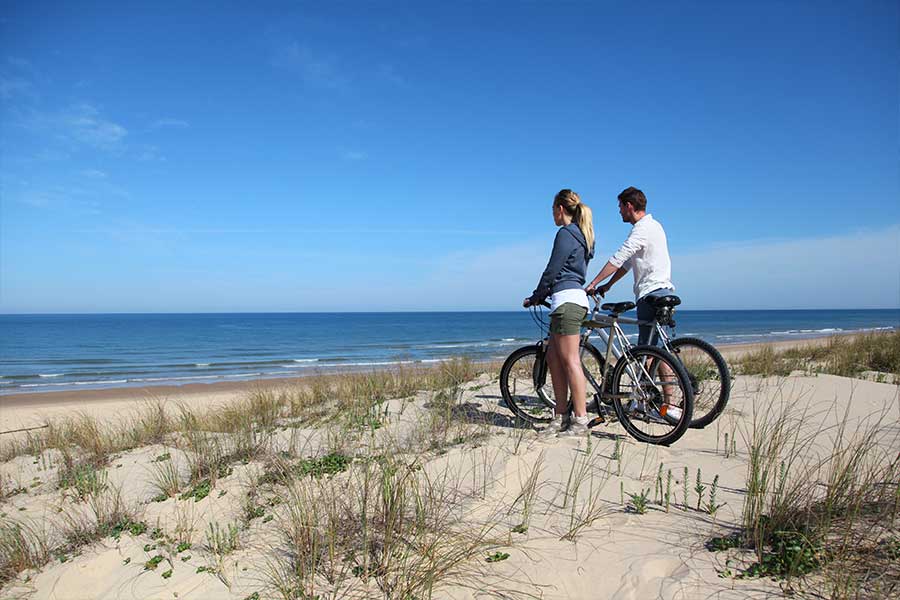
1, 310, 897, 395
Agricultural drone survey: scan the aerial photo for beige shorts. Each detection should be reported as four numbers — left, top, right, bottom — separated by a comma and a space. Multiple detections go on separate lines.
549, 302, 587, 336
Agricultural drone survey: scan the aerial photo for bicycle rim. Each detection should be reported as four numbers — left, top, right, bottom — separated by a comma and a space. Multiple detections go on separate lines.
611, 345, 693, 445
499, 346, 555, 423
670, 337, 731, 429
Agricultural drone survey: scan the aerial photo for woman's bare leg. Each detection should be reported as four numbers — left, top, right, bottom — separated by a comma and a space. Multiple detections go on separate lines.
546, 335, 570, 415
556, 333, 587, 417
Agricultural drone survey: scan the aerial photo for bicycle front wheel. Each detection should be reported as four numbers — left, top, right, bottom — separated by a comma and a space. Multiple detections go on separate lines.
669, 337, 731, 429
610, 345, 693, 446
499, 345, 555, 424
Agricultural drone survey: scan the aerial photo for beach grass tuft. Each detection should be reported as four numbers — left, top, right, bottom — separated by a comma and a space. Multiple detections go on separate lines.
735, 331, 900, 378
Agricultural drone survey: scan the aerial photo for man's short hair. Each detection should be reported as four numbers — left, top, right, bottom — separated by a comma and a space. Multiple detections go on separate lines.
618, 187, 647, 212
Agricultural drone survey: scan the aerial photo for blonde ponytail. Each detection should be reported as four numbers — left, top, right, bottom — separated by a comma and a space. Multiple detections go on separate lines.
574, 203, 594, 252
554, 189, 595, 254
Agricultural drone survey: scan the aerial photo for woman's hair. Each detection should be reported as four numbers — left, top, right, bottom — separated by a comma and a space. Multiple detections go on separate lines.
554, 189, 594, 251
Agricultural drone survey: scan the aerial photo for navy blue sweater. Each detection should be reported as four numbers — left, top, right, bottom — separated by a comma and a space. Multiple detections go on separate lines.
529, 223, 594, 305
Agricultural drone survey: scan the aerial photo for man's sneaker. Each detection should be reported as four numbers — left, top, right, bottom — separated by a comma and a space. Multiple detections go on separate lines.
538, 414, 568, 439
559, 415, 591, 437
662, 405, 683, 421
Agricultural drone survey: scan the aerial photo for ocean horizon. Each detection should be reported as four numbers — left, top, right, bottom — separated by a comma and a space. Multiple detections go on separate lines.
2, 309, 898, 395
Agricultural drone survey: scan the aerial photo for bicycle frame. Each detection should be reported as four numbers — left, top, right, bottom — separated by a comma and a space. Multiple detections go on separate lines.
577, 304, 672, 402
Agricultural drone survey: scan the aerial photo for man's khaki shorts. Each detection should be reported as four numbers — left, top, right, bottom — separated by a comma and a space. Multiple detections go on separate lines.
549, 302, 587, 336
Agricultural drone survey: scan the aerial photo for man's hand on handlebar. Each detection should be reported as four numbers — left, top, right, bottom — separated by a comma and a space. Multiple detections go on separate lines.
522, 297, 532, 308
586, 283, 611, 298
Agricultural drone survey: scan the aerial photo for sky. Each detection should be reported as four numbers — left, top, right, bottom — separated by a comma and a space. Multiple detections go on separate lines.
1, 1, 898, 313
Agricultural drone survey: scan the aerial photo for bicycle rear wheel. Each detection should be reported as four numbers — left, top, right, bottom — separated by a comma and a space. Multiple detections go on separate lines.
499, 345, 555, 424
669, 337, 731, 429
610, 345, 693, 446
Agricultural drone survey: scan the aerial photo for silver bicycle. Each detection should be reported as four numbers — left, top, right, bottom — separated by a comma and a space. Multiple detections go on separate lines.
499, 296, 695, 446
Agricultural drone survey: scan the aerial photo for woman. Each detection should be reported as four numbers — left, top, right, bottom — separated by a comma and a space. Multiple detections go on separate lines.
523, 189, 595, 437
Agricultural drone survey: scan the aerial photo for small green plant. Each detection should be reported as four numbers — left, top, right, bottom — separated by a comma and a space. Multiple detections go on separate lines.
123, 557, 131, 565
695, 468, 706, 511
485, 552, 510, 563
705, 474, 724, 517
153, 453, 171, 462
144, 555, 164, 571
682, 466, 689, 510
205, 522, 239, 555
628, 489, 650, 514
655, 462, 664, 504
295, 453, 351, 479
59, 463, 108, 501
180, 479, 212, 502
109, 519, 147, 539
706, 532, 742, 552
613, 438, 623, 475
511, 524, 527, 534
741, 530, 822, 580
176, 542, 191, 553
161, 569, 173, 579
665, 469, 673, 513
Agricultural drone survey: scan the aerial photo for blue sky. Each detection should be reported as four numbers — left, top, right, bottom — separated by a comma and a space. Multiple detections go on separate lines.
1, 1, 898, 312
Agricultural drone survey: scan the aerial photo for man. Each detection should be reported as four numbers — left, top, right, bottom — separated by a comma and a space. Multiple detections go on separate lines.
586, 186, 674, 346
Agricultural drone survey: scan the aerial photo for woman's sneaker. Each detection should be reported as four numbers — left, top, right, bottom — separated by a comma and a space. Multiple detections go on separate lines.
538, 414, 568, 438
559, 415, 591, 437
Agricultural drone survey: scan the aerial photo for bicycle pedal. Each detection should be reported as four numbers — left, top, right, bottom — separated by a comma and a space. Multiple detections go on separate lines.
587, 416, 605, 428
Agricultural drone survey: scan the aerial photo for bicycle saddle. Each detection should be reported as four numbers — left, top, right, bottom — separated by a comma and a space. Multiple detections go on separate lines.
645, 295, 681, 308
601, 301, 636, 314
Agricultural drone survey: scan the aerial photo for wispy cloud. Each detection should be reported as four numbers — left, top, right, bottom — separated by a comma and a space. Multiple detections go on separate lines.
1, 57, 38, 100
11, 103, 127, 152
64, 103, 127, 149
151, 118, 190, 129
671, 227, 900, 309
341, 149, 367, 161
0, 77, 34, 100
374, 63, 408, 87
80, 169, 108, 179
379, 226, 900, 310
272, 42, 349, 89
6, 56, 35, 72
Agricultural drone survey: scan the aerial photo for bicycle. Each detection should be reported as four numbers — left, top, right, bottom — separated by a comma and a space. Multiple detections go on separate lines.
499, 296, 695, 446
628, 294, 731, 429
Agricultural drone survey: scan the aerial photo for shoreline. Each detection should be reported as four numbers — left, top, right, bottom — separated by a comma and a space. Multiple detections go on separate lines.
0, 330, 876, 411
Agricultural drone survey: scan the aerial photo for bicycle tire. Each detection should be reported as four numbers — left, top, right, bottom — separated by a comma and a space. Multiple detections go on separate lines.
499, 342, 607, 425
499, 345, 554, 424
669, 337, 731, 429
610, 344, 694, 446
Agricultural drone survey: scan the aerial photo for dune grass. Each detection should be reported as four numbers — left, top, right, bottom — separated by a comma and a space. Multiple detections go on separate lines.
735, 331, 900, 378
707, 383, 900, 597
0, 359, 503, 593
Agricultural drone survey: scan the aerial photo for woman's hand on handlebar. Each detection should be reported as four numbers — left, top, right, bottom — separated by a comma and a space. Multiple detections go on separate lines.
522, 297, 532, 308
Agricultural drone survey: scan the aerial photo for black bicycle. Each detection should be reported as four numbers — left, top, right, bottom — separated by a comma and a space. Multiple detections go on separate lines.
499, 296, 695, 446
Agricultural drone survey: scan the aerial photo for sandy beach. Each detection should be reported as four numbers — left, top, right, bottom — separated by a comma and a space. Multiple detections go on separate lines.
0, 333, 868, 433
1, 333, 897, 599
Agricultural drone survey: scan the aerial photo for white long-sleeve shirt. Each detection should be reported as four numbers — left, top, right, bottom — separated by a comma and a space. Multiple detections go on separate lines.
608, 214, 674, 300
